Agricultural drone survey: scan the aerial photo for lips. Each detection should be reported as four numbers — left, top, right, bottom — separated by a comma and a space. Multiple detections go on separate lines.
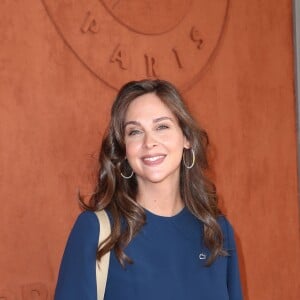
142, 154, 166, 166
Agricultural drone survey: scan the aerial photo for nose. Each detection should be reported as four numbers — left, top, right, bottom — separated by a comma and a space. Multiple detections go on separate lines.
143, 132, 158, 149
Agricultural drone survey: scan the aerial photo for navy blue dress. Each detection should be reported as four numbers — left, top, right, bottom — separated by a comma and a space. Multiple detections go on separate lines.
55, 207, 243, 299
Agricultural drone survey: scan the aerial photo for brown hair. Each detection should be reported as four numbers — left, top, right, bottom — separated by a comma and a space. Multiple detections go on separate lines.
80, 79, 226, 266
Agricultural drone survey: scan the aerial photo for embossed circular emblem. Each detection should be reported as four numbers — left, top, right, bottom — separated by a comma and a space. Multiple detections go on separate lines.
101, 0, 192, 35
42, 0, 229, 90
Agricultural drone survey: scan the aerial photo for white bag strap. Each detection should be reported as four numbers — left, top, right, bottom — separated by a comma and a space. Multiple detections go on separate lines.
94, 210, 111, 300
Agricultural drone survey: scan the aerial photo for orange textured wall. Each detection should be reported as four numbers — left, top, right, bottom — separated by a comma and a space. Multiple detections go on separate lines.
0, 0, 299, 299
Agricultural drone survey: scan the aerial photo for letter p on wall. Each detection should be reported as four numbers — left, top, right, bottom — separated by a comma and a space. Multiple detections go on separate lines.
22, 283, 48, 299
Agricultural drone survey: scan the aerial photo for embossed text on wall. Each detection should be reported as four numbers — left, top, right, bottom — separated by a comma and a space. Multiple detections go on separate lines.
41, 0, 229, 90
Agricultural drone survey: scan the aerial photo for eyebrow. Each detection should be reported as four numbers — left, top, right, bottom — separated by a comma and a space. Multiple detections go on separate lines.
124, 116, 174, 128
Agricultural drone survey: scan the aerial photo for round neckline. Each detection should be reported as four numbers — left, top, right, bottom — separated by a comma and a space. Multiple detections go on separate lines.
143, 206, 188, 221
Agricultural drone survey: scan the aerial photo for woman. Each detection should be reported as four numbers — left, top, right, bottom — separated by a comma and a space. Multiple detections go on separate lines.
54, 79, 243, 299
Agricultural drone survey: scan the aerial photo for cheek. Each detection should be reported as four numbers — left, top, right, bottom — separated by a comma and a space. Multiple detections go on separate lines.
167, 132, 186, 148
125, 140, 140, 158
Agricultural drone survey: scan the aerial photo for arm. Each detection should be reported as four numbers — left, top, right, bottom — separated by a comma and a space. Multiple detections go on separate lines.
223, 218, 244, 300
54, 211, 99, 300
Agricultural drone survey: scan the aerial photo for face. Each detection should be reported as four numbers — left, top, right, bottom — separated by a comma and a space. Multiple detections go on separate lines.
124, 93, 190, 185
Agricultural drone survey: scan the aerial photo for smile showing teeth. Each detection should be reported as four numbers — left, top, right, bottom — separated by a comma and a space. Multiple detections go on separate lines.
143, 155, 164, 162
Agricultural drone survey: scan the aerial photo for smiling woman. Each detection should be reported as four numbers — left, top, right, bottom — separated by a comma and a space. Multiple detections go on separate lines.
54, 79, 243, 300
124, 93, 190, 191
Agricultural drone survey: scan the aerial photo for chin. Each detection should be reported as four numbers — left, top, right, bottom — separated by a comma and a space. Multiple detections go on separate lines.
140, 171, 179, 184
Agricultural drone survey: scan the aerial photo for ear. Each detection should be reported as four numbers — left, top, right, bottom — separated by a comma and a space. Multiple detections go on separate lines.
183, 136, 191, 149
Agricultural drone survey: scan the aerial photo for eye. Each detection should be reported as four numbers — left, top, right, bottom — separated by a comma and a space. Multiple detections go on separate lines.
128, 129, 142, 136
156, 124, 170, 130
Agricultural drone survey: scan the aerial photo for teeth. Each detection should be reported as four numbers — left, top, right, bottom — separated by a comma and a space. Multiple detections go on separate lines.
144, 155, 164, 162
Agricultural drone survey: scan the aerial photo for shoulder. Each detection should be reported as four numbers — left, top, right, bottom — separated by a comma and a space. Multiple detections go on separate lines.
75, 210, 99, 224
73, 210, 99, 230
217, 215, 236, 251
217, 215, 232, 231
68, 210, 100, 245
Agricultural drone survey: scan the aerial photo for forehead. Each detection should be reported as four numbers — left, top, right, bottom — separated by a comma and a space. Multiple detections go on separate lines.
125, 93, 175, 121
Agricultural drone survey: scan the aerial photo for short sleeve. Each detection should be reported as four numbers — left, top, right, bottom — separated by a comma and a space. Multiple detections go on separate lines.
54, 211, 99, 300
220, 217, 243, 300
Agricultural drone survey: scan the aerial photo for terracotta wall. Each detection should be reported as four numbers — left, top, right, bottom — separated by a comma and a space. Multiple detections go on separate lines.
0, 0, 299, 299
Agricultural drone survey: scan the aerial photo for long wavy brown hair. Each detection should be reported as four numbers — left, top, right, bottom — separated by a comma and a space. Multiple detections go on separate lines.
80, 79, 226, 266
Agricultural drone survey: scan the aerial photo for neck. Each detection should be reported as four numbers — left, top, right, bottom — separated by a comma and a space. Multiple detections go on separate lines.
136, 180, 184, 217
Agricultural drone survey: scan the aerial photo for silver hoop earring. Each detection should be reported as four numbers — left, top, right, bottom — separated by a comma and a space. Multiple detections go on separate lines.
183, 148, 195, 169
120, 159, 134, 179
121, 170, 134, 179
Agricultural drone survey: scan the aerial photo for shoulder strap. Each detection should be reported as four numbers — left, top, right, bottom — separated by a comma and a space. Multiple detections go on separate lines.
94, 210, 111, 300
